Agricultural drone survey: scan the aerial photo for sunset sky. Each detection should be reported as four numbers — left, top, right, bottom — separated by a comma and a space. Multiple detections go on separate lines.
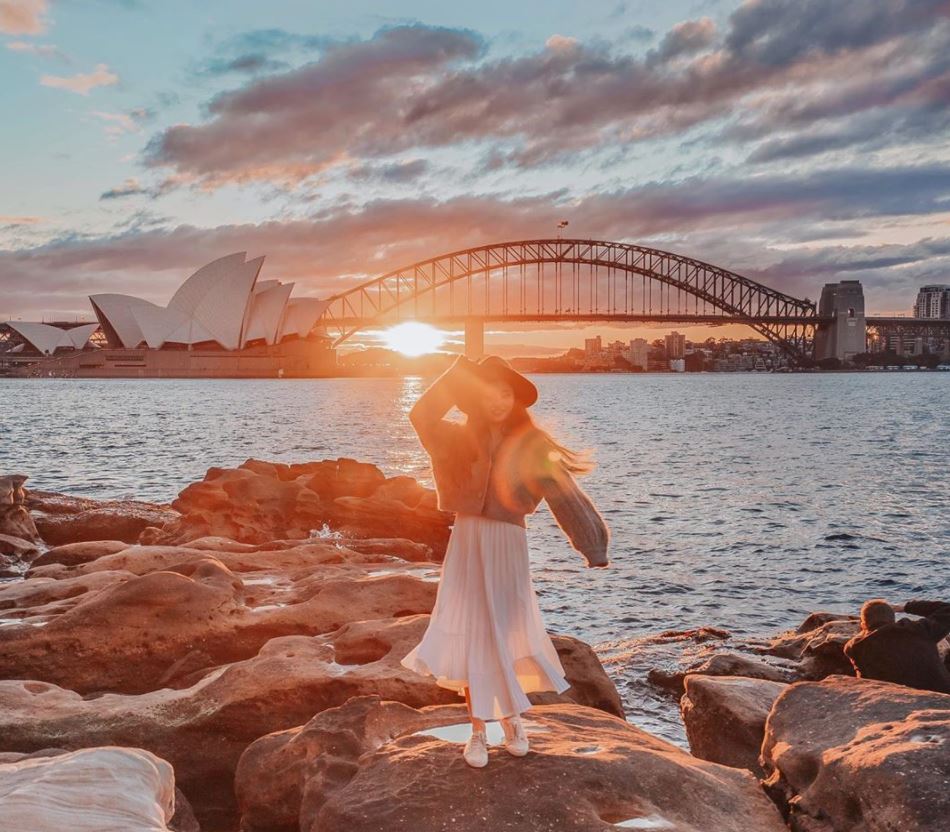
2, 0, 949, 354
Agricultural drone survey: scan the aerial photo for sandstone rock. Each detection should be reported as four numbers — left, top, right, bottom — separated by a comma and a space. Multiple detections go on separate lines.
796, 610, 858, 633
0, 504, 39, 542
0, 504, 40, 540
531, 627, 625, 717
235, 690, 619, 832
761, 676, 950, 832
766, 616, 860, 679
0, 557, 437, 694
149, 458, 453, 556
0, 746, 177, 832
237, 696, 786, 832
26, 540, 385, 580
236, 694, 471, 832
0, 533, 28, 554
0, 533, 39, 568
372, 474, 428, 506
681, 674, 787, 776
326, 494, 452, 555
0, 474, 28, 505
328, 537, 433, 562
0, 746, 199, 832
295, 457, 386, 499
26, 489, 120, 515
0, 569, 130, 623
0, 553, 22, 579
0, 474, 38, 544
0, 612, 622, 829
133, 532, 434, 562
34, 503, 180, 546
29, 539, 129, 568
650, 650, 794, 696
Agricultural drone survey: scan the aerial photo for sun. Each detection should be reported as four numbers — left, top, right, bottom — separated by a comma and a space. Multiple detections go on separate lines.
381, 321, 445, 356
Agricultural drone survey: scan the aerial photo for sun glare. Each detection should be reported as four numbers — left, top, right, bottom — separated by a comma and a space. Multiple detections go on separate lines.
382, 322, 445, 356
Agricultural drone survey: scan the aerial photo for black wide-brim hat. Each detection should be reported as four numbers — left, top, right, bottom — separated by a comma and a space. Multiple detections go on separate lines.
455, 354, 538, 413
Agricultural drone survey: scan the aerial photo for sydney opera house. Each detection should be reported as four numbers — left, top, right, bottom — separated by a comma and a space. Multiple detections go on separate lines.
1, 253, 337, 378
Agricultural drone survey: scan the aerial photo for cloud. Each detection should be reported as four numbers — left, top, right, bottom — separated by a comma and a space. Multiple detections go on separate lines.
5, 39, 67, 60
99, 178, 149, 200
92, 109, 147, 139
649, 17, 716, 63
192, 29, 333, 78
219, 28, 330, 55
40, 63, 118, 95
5, 162, 950, 318
198, 53, 288, 77
0, 0, 48, 35
0, 214, 43, 226
347, 159, 430, 184
142, 2, 950, 190
724, 0, 950, 66
145, 24, 483, 187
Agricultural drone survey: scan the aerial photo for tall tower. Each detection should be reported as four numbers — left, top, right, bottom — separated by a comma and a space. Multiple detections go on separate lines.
913, 285, 950, 319
814, 280, 866, 362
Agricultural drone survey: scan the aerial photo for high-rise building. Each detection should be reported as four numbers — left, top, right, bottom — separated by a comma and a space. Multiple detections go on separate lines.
584, 335, 602, 355
625, 338, 649, 369
914, 285, 950, 319
665, 331, 686, 359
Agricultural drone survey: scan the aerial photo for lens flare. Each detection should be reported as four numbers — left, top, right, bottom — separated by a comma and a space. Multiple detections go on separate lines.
381, 322, 445, 356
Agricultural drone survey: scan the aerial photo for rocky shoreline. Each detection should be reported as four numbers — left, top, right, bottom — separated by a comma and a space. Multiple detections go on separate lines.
1, 464, 947, 832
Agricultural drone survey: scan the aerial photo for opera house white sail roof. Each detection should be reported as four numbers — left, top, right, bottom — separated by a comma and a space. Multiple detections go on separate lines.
7, 322, 99, 355
89, 253, 330, 351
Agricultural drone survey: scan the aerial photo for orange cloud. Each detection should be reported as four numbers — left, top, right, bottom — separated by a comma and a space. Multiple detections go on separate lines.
0, 214, 43, 225
41, 63, 118, 95
0, 0, 48, 35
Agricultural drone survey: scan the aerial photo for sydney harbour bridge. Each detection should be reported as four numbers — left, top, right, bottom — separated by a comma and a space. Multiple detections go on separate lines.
319, 239, 949, 364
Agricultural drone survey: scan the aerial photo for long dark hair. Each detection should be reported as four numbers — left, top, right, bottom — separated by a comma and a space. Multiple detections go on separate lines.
460, 399, 596, 476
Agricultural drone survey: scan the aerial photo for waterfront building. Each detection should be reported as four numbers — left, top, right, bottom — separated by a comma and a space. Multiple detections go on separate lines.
625, 338, 649, 370
90, 253, 329, 351
2, 322, 98, 355
584, 335, 602, 356
665, 331, 686, 359
4, 253, 337, 378
914, 285, 950, 319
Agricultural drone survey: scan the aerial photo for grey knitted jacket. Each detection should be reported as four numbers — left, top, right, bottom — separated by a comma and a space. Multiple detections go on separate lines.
409, 356, 611, 568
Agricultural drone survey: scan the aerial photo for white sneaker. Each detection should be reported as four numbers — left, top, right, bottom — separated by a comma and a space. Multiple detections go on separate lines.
501, 715, 529, 756
463, 728, 489, 767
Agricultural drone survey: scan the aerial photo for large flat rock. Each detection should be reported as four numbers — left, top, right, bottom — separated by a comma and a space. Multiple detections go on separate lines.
0, 552, 438, 693
681, 674, 787, 776
762, 675, 950, 832
238, 696, 787, 832
0, 746, 177, 832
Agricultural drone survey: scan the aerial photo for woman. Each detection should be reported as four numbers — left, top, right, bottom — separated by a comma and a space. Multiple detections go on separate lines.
400, 353, 610, 768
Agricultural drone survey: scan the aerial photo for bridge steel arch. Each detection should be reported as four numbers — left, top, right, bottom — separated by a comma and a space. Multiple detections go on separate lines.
320, 239, 821, 363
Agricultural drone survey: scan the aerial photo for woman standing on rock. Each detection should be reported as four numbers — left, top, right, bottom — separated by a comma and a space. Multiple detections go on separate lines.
400, 353, 610, 768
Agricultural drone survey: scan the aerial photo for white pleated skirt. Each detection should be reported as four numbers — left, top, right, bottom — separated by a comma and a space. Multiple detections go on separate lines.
400, 512, 571, 720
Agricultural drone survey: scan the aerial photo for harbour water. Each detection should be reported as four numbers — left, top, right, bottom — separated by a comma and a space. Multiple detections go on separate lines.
1, 372, 947, 742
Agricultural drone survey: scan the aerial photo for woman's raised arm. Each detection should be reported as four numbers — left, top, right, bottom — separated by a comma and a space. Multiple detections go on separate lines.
409, 354, 476, 455
536, 455, 611, 568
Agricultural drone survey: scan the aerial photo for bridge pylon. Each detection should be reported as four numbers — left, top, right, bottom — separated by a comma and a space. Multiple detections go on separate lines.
814, 280, 866, 362
464, 317, 485, 360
